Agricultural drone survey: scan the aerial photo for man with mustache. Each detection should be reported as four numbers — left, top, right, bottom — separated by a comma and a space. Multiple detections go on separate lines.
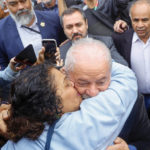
112, 0, 150, 113
59, 7, 128, 66
0, 0, 65, 70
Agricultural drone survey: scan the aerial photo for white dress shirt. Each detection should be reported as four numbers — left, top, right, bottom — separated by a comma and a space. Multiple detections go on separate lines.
131, 32, 150, 94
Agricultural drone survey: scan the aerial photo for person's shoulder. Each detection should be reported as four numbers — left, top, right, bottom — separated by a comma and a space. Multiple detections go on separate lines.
0, 15, 12, 26
89, 34, 113, 46
113, 28, 134, 38
90, 34, 112, 40
112, 28, 134, 45
60, 40, 72, 51
1, 126, 48, 150
35, 10, 60, 28
35, 10, 59, 24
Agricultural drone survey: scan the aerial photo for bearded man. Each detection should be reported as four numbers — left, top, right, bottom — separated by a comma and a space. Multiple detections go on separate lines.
0, 0, 65, 70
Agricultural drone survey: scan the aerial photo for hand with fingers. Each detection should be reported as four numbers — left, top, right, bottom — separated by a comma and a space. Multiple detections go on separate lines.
10, 57, 26, 72
114, 20, 128, 33
35, 47, 63, 66
106, 137, 129, 150
34, 47, 45, 65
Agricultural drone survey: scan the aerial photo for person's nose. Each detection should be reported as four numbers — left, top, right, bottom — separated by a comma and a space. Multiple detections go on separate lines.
72, 26, 78, 33
86, 85, 99, 97
137, 21, 144, 28
18, 2, 24, 10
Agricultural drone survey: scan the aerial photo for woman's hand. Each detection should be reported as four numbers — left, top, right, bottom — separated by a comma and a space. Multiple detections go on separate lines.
10, 57, 26, 72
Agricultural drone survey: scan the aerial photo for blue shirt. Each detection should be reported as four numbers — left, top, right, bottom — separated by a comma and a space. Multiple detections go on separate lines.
0, 65, 18, 81
2, 62, 137, 150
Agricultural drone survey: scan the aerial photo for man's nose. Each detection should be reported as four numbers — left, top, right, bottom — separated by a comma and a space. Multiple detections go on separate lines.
137, 21, 144, 28
18, 2, 24, 10
72, 26, 78, 33
86, 86, 99, 97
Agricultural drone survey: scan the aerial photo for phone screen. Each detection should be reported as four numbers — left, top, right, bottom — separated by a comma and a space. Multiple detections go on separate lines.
42, 39, 57, 60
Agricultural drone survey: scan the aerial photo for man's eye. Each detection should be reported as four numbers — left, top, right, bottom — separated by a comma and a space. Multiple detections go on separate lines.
9, 2, 18, 6
97, 81, 106, 86
21, 0, 27, 2
142, 19, 149, 22
66, 26, 72, 30
76, 23, 82, 27
133, 19, 139, 22
76, 82, 88, 87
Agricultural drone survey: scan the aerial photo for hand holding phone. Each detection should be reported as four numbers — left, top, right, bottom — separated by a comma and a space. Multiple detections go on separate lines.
42, 39, 57, 62
15, 44, 37, 66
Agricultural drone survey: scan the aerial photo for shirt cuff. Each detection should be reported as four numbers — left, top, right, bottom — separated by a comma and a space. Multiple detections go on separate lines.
3, 65, 18, 81
128, 145, 137, 150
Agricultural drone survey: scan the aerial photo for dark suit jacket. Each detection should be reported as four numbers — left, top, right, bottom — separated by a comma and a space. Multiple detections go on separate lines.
112, 28, 134, 67
119, 94, 150, 150
60, 34, 128, 66
0, 10, 65, 70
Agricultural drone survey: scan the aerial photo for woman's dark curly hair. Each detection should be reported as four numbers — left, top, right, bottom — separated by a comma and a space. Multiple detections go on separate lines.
4, 63, 62, 142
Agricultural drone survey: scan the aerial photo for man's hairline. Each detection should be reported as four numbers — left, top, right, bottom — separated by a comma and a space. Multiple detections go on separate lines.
61, 9, 87, 28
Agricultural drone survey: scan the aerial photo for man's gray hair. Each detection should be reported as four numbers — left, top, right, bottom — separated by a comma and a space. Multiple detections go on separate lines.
129, 0, 150, 18
64, 38, 112, 73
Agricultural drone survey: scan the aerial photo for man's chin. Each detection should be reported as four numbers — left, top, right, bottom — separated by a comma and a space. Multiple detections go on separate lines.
72, 36, 82, 41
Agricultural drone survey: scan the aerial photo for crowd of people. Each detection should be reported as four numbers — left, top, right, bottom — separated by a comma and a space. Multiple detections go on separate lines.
0, 0, 150, 150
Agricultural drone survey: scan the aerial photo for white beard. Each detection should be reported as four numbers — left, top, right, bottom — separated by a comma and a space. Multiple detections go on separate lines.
9, 8, 34, 26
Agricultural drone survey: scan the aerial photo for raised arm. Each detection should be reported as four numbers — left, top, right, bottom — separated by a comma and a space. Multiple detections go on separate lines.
57, 0, 67, 16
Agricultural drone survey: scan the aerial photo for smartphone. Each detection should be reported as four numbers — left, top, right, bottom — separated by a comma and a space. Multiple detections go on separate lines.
42, 39, 57, 60
15, 44, 37, 66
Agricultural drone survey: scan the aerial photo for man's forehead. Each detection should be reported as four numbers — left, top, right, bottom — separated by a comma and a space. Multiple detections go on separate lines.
131, 3, 150, 15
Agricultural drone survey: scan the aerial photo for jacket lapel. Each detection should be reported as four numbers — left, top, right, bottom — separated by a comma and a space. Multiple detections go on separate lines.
124, 29, 134, 67
7, 17, 24, 56
36, 11, 49, 39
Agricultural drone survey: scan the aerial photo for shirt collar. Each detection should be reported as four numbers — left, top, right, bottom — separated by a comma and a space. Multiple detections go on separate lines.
132, 32, 150, 44
132, 32, 140, 43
